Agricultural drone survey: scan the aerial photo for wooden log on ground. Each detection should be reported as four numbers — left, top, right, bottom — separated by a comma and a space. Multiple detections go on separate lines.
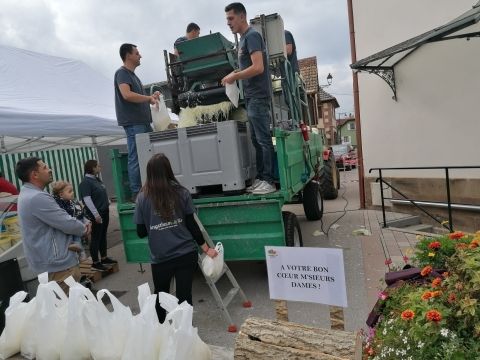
275, 300, 289, 321
234, 317, 360, 360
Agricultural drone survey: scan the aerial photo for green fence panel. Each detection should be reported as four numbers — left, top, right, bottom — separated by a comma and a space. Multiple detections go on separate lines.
0, 147, 97, 197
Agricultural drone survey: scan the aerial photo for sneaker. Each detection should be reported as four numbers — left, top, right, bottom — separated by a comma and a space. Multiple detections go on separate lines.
246, 179, 262, 192
252, 181, 276, 195
101, 257, 118, 265
91, 262, 108, 272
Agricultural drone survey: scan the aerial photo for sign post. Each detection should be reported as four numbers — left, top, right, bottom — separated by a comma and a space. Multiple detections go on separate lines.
265, 246, 348, 327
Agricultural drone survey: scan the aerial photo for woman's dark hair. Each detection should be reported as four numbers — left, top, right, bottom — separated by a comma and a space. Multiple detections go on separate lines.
143, 154, 182, 221
84, 159, 98, 175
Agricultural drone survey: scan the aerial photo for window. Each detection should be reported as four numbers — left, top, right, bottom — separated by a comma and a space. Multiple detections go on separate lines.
347, 122, 356, 130
342, 136, 351, 144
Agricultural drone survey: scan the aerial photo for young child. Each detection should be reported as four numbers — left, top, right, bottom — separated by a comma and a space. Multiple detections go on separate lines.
51, 181, 88, 261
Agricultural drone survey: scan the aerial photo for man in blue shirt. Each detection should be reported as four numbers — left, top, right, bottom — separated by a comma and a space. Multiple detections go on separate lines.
114, 43, 160, 200
222, 2, 276, 195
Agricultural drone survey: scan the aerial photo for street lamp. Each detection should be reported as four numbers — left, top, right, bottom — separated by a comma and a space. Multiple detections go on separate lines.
320, 73, 333, 88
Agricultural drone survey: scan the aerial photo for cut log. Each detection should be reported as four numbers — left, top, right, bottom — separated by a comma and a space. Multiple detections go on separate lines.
234, 317, 360, 360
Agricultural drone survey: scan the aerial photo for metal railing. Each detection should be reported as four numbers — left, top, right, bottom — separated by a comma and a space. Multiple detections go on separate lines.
369, 166, 480, 232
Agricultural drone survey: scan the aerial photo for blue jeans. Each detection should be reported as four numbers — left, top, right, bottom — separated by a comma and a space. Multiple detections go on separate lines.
246, 98, 275, 183
123, 124, 153, 195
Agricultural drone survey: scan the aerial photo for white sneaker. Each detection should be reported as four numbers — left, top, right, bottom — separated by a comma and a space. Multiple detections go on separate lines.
246, 179, 262, 192
252, 181, 276, 195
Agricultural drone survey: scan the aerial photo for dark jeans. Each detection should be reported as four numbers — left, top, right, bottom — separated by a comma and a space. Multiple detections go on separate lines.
151, 251, 198, 323
123, 124, 153, 195
246, 97, 275, 183
90, 209, 109, 263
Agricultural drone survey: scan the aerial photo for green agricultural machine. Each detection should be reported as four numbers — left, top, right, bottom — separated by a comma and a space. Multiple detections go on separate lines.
111, 13, 339, 263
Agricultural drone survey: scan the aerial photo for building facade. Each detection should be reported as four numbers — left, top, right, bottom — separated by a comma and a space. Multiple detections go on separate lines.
349, 0, 480, 230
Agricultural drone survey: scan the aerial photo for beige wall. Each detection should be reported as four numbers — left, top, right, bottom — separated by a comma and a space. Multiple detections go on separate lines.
353, 0, 480, 181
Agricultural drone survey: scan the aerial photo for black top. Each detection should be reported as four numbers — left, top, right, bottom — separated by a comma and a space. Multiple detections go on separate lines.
285, 30, 299, 74
53, 196, 84, 221
238, 27, 271, 99
79, 175, 109, 218
114, 66, 152, 126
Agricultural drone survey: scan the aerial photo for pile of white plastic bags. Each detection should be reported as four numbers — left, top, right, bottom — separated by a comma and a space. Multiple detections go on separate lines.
0, 273, 212, 360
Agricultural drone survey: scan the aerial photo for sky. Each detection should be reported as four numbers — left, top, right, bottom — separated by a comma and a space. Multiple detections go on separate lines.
0, 0, 354, 116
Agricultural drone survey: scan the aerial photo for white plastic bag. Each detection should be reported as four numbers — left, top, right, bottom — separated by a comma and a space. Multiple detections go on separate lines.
158, 297, 211, 360
122, 283, 167, 360
83, 289, 133, 360
151, 95, 171, 131
0, 291, 31, 359
59, 276, 96, 360
201, 242, 224, 278
33, 273, 69, 360
225, 81, 239, 108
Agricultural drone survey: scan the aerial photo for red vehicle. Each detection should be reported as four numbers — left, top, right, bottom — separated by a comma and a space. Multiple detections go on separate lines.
331, 144, 357, 171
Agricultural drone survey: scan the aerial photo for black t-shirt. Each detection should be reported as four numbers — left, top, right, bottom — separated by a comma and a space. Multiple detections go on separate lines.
134, 187, 197, 264
114, 66, 152, 126
174, 36, 188, 50
285, 30, 299, 74
79, 175, 109, 216
238, 27, 271, 99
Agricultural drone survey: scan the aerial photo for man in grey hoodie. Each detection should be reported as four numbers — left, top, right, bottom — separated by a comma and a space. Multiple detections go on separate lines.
16, 157, 91, 293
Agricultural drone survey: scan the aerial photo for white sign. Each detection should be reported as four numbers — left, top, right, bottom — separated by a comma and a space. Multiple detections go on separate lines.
265, 246, 348, 307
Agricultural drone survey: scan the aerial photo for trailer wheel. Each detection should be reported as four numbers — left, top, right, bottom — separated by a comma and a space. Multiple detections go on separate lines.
319, 152, 339, 200
302, 181, 324, 221
282, 211, 303, 247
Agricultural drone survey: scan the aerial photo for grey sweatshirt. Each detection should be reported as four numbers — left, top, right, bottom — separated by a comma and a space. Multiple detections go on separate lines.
17, 183, 86, 274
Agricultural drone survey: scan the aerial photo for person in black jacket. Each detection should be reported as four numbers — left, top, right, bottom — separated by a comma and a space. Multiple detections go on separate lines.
134, 153, 217, 322
79, 160, 117, 271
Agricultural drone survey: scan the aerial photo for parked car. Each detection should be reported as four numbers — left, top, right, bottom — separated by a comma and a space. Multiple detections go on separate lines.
331, 144, 357, 170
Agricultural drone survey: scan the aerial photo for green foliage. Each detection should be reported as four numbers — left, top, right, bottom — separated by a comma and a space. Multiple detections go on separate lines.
364, 231, 480, 359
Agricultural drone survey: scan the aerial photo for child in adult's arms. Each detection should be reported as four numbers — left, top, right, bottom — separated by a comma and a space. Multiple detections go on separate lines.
134, 153, 217, 322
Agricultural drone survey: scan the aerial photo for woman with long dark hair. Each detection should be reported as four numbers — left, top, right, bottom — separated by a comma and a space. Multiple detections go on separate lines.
79, 159, 117, 271
134, 153, 217, 322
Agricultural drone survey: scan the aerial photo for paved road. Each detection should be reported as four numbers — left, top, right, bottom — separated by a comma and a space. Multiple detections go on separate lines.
100, 168, 368, 351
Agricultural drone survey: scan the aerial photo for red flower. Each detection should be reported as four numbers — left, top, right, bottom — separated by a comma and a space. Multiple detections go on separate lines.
469, 240, 479, 249
426, 310, 442, 322
428, 241, 441, 249
366, 347, 375, 356
431, 290, 442, 298
432, 277, 442, 288
456, 243, 468, 249
384, 258, 392, 265
421, 265, 433, 277
449, 231, 465, 240
421, 291, 432, 301
403, 255, 409, 263
401, 309, 415, 320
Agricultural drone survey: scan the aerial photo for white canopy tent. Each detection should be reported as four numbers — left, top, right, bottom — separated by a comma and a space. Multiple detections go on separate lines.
0, 45, 125, 152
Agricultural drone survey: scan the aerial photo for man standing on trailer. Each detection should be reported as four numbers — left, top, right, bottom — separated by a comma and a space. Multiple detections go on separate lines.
222, 2, 276, 195
114, 43, 160, 201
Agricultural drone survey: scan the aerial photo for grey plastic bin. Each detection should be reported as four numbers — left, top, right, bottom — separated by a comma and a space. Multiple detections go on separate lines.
136, 120, 255, 194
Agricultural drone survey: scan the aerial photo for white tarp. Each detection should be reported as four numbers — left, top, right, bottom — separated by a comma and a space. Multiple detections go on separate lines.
0, 45, 123, 137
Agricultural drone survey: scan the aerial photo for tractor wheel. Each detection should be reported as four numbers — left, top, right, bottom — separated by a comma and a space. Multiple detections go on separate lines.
282, 211, 303, 247
319, 151, 339, 200
302, 180, 324, 221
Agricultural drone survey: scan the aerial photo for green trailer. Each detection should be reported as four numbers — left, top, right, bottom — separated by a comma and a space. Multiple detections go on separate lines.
111, 126, 332, 262
112, 14, 339, 264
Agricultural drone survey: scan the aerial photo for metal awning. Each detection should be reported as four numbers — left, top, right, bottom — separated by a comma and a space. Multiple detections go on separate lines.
350, 1, 480, 100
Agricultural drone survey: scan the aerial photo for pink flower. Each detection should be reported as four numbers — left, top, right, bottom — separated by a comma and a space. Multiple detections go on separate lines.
403, 256, 409, 263
378, 291, 388, 301
384, 258, 392, 265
